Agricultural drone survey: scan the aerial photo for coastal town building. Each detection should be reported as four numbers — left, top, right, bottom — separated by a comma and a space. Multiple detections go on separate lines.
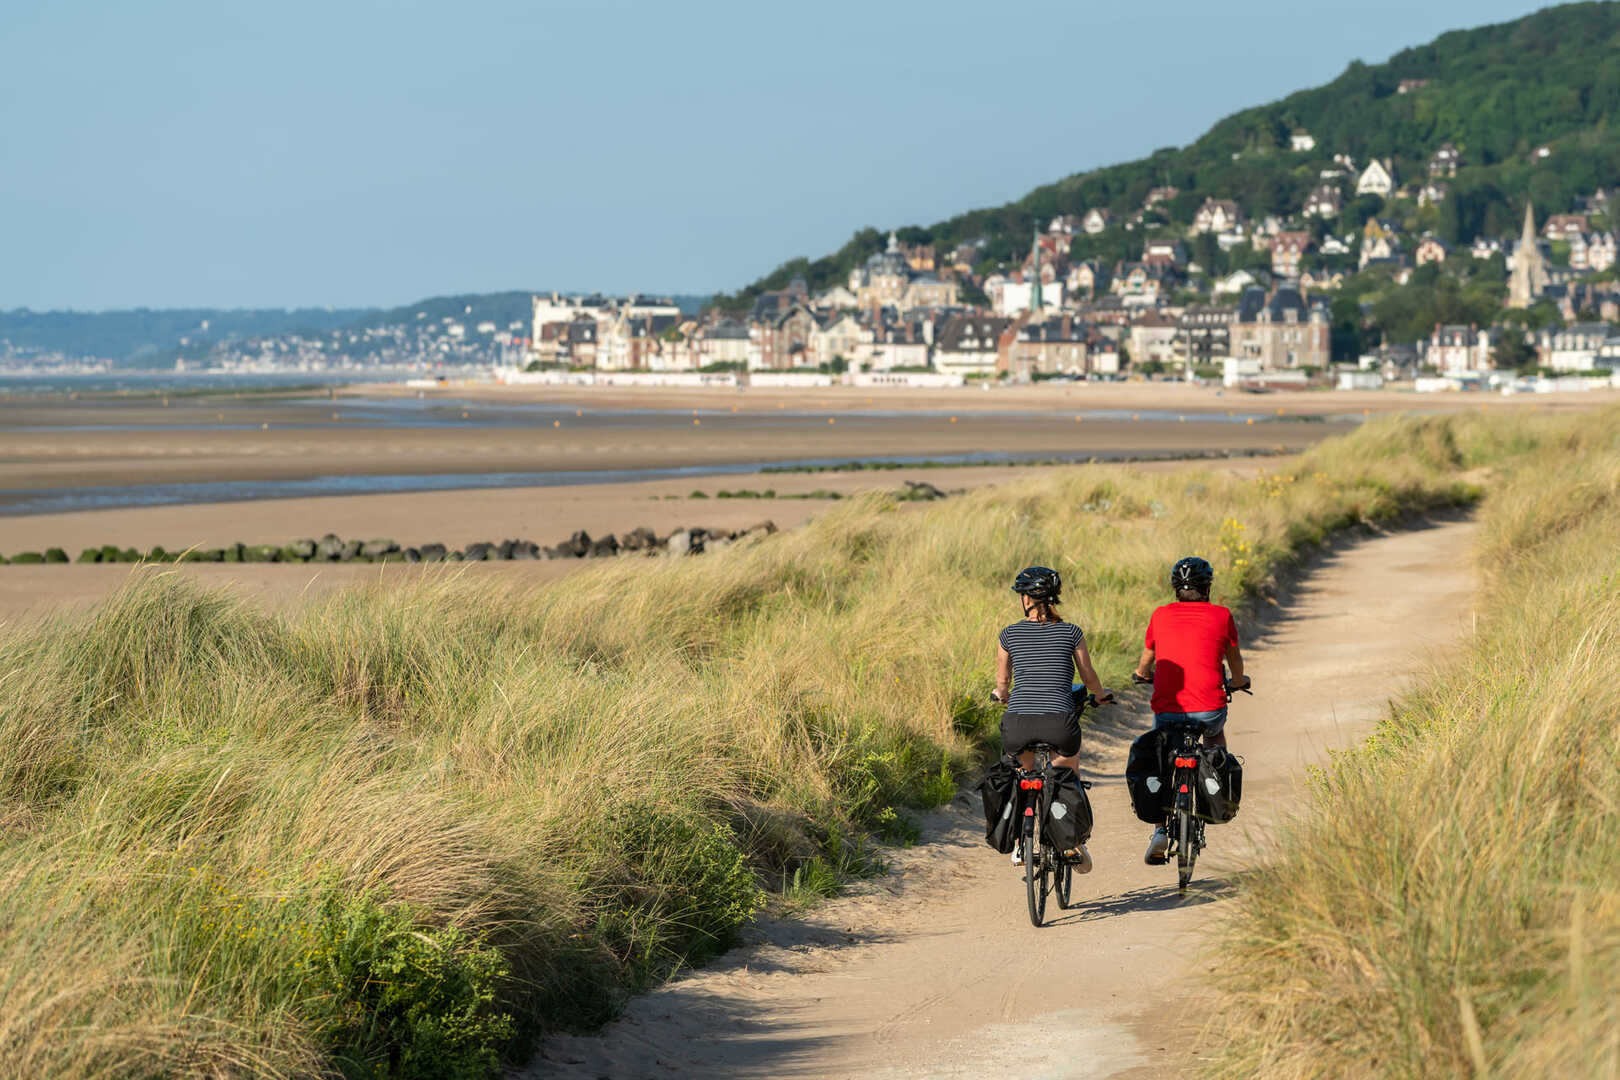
1543, 214, 1589, 241
1541, 322, 1615, 371
1141, 236, 1186, 270
1571, 232, 1617, 272
1300, 267, 1347, 291
1414, 236, 1452, 266
1177, 305, 1235, 368
1003, 314, 1092, 379
700, 319, 751, 369
1083, 208, 1114, 234
1192, 198, 1242, 234
1290, 129, 1316, 152
933, 314, 1014, 377
1303, 184, 1343, 218
1428, 143, 1462, 177
1143, 186, 1180, 209
1270, 231, 1312, 276
1427, 324, 1498, 372
1230, 285, 1330, 372
867, 319, 931, 371
849, 232, 959, 311
811, 313, 871, 370
1356, 159, 1397, 197
1127, 310, 1180, 370
753, 305, 817, 370
1067, 260, 1109, 298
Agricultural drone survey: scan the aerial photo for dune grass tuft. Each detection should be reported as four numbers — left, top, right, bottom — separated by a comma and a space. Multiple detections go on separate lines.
0, 412, 1520, 1078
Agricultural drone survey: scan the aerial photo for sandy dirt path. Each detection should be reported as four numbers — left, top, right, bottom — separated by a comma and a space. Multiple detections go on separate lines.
526, 517, 1477, 1080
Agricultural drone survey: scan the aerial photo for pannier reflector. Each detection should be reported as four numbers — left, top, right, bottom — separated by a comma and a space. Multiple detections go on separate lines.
1145, 777, 1162, 793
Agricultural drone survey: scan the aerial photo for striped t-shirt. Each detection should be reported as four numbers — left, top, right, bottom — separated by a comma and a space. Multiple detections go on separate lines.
999, 619, 1083, 714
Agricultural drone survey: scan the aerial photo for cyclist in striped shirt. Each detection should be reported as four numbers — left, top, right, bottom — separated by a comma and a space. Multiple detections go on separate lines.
992, 566, 1114, 772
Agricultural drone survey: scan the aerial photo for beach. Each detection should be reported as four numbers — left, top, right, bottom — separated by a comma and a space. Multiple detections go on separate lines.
2, 379, 1613, 622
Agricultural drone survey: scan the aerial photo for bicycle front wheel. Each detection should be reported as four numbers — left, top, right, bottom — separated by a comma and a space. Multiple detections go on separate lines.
1055, 860, 1073, 909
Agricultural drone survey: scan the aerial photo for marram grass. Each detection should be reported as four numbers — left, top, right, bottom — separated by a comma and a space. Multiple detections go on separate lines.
0, 412, 1540, 1078
1209, 408, 1620, 1079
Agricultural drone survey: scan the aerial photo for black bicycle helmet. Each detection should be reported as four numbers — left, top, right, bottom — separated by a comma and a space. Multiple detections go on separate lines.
1170, 556, 1214, 593
1012, 565, 1062, 601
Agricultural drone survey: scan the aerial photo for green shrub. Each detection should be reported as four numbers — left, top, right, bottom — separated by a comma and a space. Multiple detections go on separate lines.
308, 891, 513, 1080
595, 808, 763, 988
77, 548, 101, 563
43, 548, 69, 564
9, 551, 43, 564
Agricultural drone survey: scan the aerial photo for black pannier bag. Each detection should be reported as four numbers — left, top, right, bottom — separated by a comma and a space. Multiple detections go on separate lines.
977, 756, 1021, 853
1044, 766, 1094, 851
1196, 745, 1243, 823
1124, 728, 1172, 824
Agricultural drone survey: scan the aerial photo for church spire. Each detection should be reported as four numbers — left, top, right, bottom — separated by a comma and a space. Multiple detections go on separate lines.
1030, 229, 1043, 312
1508, 202, 1547, 309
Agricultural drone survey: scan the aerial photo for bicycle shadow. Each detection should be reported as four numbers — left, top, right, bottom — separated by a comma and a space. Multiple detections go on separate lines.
1042, 872, 1247, 926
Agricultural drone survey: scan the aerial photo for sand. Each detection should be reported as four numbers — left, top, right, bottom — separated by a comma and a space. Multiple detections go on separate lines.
524, 517, 1478, 1079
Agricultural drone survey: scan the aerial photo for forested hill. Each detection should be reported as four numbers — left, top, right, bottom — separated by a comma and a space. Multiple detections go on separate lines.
716, 1, 1620, 310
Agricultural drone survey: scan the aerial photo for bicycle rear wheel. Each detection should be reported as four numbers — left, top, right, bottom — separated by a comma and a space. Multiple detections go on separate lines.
1023, 822, 1047, 926
1055, 860, 1073, 909
1177, 807, 1195, 892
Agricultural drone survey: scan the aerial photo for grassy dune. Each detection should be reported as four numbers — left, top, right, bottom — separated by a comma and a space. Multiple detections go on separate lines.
1212, 408, 1620, 1078
0, 418, 1484, 1079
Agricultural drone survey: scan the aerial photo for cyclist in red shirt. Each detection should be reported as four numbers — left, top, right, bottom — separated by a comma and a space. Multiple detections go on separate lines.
1132, 556, 1250, 864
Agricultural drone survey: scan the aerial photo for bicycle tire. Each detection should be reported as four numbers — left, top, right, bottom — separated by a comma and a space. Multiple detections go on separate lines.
1024, 821, 1046, 927
1055, 860, 1073, 909
1177, 806, 1195, 892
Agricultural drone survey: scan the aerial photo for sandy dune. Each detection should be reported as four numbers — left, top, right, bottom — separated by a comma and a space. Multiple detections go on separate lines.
525, 517, 1477, 1079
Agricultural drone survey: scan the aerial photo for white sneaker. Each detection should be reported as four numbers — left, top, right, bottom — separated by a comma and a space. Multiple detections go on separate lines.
1070, 844, 1093, 874
1144, 827, 1169, 865
1010, 849, 1024, 867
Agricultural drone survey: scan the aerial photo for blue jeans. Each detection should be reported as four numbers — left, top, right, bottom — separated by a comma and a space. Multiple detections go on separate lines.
1153, 708, 1228, 738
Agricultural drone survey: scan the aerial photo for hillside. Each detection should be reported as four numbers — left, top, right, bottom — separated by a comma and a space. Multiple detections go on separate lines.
717, 1, 1620, 309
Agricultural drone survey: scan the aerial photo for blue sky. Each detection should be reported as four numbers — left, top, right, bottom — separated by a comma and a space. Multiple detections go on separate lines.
1, 0, 1548, 310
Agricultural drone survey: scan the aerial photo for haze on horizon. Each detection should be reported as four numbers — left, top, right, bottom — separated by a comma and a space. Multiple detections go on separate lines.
3, 0, 1547, 312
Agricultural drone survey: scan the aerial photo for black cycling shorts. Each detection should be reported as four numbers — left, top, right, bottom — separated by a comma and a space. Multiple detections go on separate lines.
1001, 711, 1082, 757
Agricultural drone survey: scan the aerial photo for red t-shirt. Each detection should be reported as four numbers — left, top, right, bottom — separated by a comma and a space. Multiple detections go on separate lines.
1145, 601, 1239, 714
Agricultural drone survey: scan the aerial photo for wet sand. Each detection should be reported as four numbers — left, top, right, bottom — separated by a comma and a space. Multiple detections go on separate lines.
0, 389, 1345, 505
